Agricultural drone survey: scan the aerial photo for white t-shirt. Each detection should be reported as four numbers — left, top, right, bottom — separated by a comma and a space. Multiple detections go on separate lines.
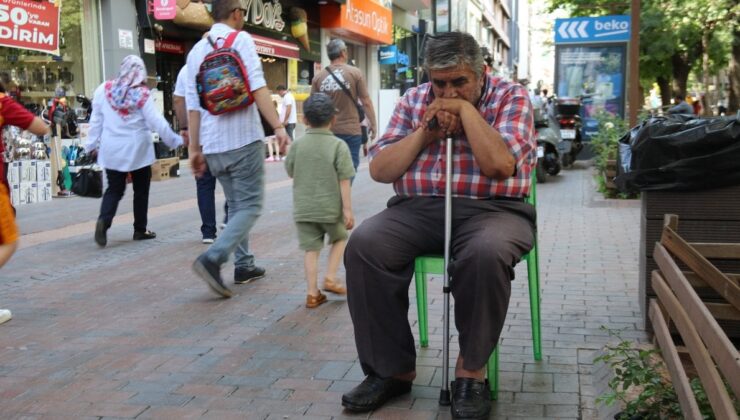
279, 91, 297, 124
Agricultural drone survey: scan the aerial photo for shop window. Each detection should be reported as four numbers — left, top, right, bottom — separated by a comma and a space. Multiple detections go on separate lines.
0, 0, 88, 112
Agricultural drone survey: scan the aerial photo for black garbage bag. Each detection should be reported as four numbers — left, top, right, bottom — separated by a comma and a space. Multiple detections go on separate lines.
615, 114, 740, 192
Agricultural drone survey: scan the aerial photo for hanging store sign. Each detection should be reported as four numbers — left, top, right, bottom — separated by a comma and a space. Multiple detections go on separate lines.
251, 34, 299, 60
155, 39, 185, 55
320, 0, 392, 45
152, 0, 176, 20
243, 0, 286, 31
0, 0, 61, 55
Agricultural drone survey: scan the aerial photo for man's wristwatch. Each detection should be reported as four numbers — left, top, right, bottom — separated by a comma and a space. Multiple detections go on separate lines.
273, 124, 285, 130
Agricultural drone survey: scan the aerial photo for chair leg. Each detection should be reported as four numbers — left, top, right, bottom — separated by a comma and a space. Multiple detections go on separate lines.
526, 245, 542, 361
486, 346, 499, 400
415, 271, 429, 348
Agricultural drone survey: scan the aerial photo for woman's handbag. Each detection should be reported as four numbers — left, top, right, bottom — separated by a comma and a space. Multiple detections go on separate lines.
71, 167, 102, 198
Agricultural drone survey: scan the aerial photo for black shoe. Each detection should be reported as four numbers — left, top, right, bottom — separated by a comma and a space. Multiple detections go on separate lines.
450, 378, 491, 419
192, 254, 232, 298
133, 230, 156, 240
341, 375, 412, 412
95, 219, 107, 247
234, 266, 265, 284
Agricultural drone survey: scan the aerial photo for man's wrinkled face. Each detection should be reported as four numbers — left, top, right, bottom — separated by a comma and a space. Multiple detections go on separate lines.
429, 65, 484, 105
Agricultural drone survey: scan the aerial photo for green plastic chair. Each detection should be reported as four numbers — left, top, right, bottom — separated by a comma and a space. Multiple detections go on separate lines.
414, 172, 541, 400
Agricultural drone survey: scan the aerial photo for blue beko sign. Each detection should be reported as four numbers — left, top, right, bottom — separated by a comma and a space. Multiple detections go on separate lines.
554, 15, 631, 44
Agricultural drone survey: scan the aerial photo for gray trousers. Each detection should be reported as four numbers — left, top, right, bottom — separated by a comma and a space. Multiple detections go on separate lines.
345, 195, 536, 378
203, 142, 264, 269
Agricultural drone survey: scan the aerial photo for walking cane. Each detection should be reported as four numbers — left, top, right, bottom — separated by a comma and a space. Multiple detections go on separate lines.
439, 134, 453, 406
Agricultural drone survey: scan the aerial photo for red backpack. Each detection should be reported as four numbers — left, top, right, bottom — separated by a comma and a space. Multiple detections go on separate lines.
196, 31, 254, 115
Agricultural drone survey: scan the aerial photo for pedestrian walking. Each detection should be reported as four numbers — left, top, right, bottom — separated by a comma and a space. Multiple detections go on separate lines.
276, 84, 297, 145
311, 39, 377, 174
340, 32, 537, 419
667, 93, 694, 115
86, 55, 183, 247
173, 64, 219, 244
284, 93, 355, 308
0, 81, 51, 325
186, 0, 289, 298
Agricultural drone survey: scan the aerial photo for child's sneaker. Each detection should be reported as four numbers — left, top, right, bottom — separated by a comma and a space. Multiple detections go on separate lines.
0, 309, 11, 325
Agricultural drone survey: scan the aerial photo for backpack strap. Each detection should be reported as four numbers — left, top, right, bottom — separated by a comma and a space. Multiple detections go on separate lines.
207, 31, 240, 49
223, 31, 240, 49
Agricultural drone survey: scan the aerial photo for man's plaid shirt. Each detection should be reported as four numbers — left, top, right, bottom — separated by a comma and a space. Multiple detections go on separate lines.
369, 74, 535, 199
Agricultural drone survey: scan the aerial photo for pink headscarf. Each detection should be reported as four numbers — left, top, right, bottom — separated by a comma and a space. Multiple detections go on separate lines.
104, 55, 150, 120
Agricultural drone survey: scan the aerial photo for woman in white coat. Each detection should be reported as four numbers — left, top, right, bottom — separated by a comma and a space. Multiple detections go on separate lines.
86, 55, 183, 247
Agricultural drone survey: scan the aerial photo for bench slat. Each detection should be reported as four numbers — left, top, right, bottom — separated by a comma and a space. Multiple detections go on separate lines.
690, 243, 740, 260
648, 298, 703, 419
654, 243, 740, 397
661, 226, 740, 311
651, 269, 740, 419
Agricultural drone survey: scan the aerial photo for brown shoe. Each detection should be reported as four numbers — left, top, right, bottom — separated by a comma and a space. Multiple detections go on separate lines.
306, 292, 327, 308
323, 278, 347, 295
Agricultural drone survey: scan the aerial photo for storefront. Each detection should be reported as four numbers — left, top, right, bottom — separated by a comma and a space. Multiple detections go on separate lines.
0, 0, 101, 113
319, 0, 393, 105
142, 0, 320, 125
379, 26, 419, 96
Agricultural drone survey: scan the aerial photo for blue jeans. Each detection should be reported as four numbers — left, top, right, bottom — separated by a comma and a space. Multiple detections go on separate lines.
202, 142, 264, 270
336, 134, 362, 178
196, 166, 217, 239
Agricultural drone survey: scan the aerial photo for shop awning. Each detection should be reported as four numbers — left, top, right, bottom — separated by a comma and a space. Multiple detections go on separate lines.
251, 34, 300, 60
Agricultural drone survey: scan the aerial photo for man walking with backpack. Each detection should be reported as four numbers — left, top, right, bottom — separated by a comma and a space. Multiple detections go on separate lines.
185, 0, 289, 298
312, 39, 377, 174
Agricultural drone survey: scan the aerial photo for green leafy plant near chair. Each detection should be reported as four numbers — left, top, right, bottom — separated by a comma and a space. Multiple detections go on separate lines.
594, 327, 722, 420
589, 112, 635, 199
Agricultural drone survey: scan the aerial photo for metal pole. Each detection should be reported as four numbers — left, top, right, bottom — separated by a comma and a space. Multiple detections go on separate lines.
439, 136, 453, 406
628, 0, 641, 126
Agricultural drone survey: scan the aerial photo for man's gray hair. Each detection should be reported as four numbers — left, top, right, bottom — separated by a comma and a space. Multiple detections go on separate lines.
211, 0, 244, 22
423, 32, 485, 79
327, 39, 347, 60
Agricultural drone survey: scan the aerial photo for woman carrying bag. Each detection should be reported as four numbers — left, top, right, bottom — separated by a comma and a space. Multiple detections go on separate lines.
85, 55, 183, 247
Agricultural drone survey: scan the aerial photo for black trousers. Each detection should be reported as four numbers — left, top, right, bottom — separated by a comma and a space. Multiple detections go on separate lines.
98, 166, 151, 232
345, 196, 536, 378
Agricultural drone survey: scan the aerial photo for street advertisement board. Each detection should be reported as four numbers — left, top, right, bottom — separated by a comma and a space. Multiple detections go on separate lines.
555, 44, 626, 141
0, 0, 61, 55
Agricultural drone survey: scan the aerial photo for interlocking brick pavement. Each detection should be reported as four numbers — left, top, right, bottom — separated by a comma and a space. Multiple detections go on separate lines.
0, 160, 646, 419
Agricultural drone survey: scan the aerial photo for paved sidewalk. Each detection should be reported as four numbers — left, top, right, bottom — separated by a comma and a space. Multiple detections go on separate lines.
0, 162, 645, 419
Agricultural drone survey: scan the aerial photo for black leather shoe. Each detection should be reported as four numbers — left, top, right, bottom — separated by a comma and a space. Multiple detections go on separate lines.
133, 230, 156, 240
341, 375, 412, 412
450, 378, 491, 419
234, 266, 265, 284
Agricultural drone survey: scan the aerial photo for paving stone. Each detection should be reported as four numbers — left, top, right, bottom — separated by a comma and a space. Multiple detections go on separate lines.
1, 165, 646, 419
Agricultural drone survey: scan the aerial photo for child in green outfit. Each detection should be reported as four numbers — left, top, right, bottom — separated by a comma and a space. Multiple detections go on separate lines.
285, 93, 356, 308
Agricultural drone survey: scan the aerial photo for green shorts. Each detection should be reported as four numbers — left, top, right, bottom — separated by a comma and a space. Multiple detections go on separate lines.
296, 221, 348, 251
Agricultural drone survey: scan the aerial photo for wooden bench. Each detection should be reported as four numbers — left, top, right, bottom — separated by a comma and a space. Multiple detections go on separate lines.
650, 214, 740, 419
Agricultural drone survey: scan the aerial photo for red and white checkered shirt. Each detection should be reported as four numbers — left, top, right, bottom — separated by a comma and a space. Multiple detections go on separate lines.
369, 74, 535, 199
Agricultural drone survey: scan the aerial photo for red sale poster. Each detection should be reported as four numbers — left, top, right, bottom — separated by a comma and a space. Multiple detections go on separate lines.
0, 0, 61, 55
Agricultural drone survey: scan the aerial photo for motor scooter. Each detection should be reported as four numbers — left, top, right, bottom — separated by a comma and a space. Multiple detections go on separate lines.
534, 108, 562, 183
554, 97, 583, 167
74, 94, 92, 123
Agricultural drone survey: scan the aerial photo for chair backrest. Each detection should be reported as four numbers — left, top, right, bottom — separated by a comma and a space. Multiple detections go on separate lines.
526, 170, 537, 207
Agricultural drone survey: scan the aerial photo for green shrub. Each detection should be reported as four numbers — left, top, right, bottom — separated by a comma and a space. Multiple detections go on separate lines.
594, 327, 731, 420
590, 111, 628, 174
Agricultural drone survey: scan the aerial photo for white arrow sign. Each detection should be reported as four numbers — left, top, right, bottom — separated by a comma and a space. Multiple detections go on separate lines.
557, 21, 590, 39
